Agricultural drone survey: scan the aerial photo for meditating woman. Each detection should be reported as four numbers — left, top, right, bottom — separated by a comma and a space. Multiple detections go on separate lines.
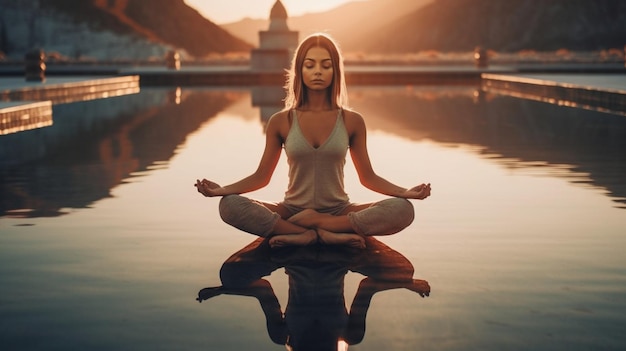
195, 33, 431, 248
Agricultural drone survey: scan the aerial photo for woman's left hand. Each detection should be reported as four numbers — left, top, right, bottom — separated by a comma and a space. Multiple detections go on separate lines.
402, 183, 431, 200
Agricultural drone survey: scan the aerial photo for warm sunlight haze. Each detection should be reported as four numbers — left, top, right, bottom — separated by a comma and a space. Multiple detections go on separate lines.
1, 0, 625, 349
184, 0, 358, 23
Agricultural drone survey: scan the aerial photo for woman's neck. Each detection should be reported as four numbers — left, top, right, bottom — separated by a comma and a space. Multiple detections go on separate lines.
302, 90, 333, 111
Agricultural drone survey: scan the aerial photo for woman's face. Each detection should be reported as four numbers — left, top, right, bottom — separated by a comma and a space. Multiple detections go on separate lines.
301, 47, 333, 91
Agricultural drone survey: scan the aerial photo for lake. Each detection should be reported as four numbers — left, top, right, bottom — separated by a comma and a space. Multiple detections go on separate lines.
1, 85, 625, 350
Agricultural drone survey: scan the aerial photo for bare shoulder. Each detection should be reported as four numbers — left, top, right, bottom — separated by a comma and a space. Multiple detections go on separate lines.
342, 108, 366, 134
266, 110, 291, 138
267, 110, 290, 124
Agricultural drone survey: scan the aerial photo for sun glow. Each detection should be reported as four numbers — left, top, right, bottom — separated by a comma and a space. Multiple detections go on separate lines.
185, 0, 358, 24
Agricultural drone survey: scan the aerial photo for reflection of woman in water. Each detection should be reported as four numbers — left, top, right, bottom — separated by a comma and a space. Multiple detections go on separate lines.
197, 237, 430, 351
195, 33, 431, 248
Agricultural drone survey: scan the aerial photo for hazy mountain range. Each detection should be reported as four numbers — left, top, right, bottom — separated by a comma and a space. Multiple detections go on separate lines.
0, 0, 251, 60
222, 0, 432, 52
227, 0, 626, 53
0, 0, 623, 60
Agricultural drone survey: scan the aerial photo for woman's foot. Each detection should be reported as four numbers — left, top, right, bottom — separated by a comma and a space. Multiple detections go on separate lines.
269, 229, 318, 248
317, 228, 366, 249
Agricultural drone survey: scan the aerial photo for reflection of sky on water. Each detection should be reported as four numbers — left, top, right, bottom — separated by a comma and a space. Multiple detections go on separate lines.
0, 86, 625, 350
2, 86, 625, 216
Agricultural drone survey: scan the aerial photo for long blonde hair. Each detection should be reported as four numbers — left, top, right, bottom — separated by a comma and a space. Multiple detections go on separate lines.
283, 33, 349, 110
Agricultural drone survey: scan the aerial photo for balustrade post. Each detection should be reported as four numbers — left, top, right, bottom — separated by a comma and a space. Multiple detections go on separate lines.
25, 48, 46, 82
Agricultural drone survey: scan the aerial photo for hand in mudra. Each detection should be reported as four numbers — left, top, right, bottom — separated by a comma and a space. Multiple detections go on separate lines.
402, 183, 431, 200
195, 179, 221, 197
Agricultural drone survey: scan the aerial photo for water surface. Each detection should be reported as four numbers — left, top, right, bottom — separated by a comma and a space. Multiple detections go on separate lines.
1, 86, 625, 350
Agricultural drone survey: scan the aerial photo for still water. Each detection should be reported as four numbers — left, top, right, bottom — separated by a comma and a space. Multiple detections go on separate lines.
1, 85, 625, 350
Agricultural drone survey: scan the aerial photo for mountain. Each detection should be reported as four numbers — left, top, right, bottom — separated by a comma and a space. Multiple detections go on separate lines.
221, 0, 432, 51
0, 0, 251, 60
1, 0, 621, 61
223, 0, 625, 53
355, 0, 626, 53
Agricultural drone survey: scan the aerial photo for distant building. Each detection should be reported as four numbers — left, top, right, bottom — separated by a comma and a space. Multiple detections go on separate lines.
250, 0, 299, 71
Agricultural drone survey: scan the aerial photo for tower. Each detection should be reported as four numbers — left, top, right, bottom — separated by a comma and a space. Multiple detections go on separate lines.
250, 0, 299, 71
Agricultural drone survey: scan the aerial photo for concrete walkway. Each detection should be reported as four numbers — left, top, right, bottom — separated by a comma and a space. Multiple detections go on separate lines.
482, 73, 626, 116
1, 75, 139, 135
2, 67, 625, 135
482, 73, 626, 94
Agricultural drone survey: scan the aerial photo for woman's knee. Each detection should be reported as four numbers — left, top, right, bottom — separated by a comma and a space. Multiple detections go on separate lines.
379, 198, 414, 232
389, 198, 415, 228
349, 198, 415, 236
220, 262, 267, 287
218, 195, 246, 225
218, 195, 279, 236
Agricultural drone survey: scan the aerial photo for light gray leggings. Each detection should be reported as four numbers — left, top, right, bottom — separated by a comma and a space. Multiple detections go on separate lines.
218, 195, 415, 237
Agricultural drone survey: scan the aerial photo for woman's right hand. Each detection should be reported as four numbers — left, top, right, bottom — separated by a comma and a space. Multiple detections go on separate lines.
194, 179, 222, 197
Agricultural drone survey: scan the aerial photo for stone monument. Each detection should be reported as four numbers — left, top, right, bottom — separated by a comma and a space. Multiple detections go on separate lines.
250, 0, 299, 71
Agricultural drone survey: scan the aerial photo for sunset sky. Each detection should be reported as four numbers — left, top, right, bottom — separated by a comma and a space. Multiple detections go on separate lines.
184, 0, 358, 24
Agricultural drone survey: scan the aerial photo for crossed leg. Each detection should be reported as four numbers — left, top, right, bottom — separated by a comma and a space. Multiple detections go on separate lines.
219, 195, 317, 248
267, 220, 317, 248
287, 206, 370, 249
261, 203, 318, 248
219, 196, 413, 249
243, 202, 365, 249
287, 198, 415, 248
266, 204, 366, 249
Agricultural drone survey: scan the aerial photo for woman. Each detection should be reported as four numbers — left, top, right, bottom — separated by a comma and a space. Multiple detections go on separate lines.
195, 33, 431, 248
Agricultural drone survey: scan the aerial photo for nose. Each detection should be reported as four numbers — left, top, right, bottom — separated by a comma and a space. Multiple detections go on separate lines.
314, 64, 322, 74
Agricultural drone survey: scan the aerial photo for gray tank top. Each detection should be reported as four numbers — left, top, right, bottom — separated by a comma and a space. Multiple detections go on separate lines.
283, 109, 350, 209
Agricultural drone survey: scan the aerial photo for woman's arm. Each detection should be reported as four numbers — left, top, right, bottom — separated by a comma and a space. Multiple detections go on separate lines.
196, 112, 288, 197
346, 111, 431, 199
